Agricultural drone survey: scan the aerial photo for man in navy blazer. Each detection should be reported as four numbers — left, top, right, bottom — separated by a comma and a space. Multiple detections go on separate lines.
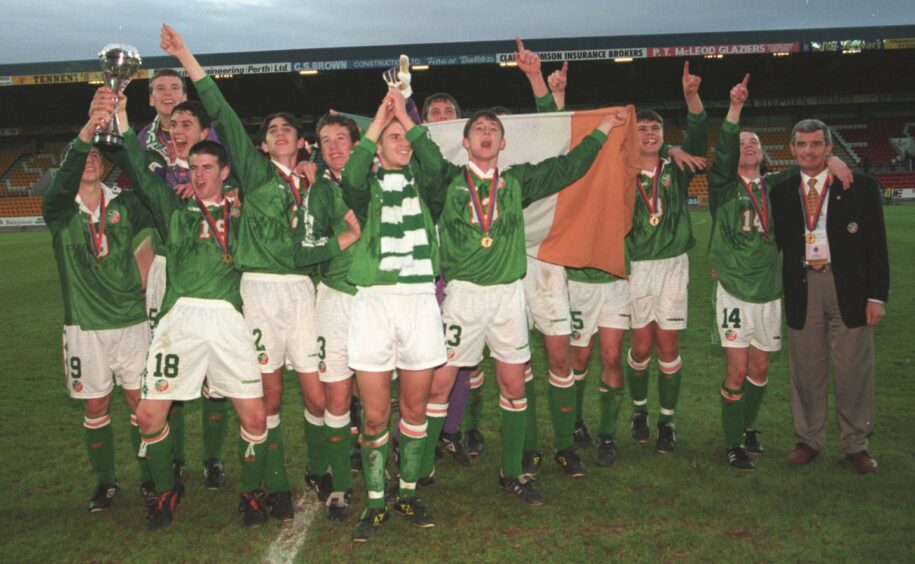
769, 118, 889, 474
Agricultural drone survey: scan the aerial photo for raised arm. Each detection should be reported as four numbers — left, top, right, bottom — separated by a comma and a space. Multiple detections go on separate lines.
547, 61, 568, 111
161, 23, 271, 192
682, 61, 703, 115
515, 37, 549, 100
707, 75, 749, 212
340, 95, 395, 224
41, 112, 109, 227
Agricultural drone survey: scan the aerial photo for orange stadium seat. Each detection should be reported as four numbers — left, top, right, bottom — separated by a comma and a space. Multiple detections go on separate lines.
0, 196, 42, 217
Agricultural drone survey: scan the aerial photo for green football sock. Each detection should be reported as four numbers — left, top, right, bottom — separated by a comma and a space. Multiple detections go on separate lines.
547, 372, 576, 450
141, 424, 174, 493
420, 403, 447, 479
168, 401, 186, 463
84, 415, 116, 486
462, 371, 485, 432
263, 415, 290, 492
129, 414, 151, 482
743, 377, 768, 429
325, 411, 353, 493
361, 431, 390, 509
304, 411, 328, 476
238, 427, 268, 494
522, 372, 540, 451
626, 351, 650, 413
399, 419, 428, 498
721, 384, 745, 446
500, 396, 527, 477
573, 369, 588, 423
201, 396, 229, 460
658, 357, 683, 424
598, 385, 625, 438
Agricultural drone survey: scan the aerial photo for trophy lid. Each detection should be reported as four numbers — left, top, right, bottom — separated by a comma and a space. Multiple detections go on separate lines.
98, 44, 142, 71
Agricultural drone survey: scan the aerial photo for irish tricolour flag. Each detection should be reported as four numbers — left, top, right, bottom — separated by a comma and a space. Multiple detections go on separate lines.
425, 107, 640, 278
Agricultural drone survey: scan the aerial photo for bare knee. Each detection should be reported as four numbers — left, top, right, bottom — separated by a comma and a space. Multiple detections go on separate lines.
237, 404, 267, 436
325, 380, 353, 416
362, 406, 390, 436
84, 395, 112, 419
122, 389, 140, 414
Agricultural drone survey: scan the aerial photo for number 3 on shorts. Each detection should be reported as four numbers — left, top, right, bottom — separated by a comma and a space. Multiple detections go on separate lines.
443, 324, 462, 347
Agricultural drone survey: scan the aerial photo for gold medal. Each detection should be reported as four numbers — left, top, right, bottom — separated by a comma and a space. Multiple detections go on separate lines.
224, 253, 233, 264
481, 235, 493, 248
805, 233, 816, 244
762, 233, 771, 243
649, 215, 660, 227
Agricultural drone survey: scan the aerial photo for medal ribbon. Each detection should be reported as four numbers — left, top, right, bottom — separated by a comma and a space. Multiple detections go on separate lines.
274, 163, 309, 211
87, 191, 107, 260
465, 167, 500, 236
799, 178, 829, 233
740, 177, 769, 234
636, 163, 661, 216
194, 196, 231, 258
157, 126, 177, 163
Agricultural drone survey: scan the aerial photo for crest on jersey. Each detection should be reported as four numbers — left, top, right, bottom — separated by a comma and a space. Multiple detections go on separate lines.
318, 361, 326, 373
725, 329, 738, 342
72, 381, 83, 393
571, 330, 581, 341
107, 210, 121, 224
662, 174, 672, 187
258, 352, 269, 366
447, 347, 456, 360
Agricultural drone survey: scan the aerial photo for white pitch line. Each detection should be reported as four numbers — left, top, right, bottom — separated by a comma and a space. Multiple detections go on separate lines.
263, 492, 321, 564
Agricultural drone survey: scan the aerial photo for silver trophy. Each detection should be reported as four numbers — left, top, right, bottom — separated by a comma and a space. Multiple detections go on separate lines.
92, 44, 142, 150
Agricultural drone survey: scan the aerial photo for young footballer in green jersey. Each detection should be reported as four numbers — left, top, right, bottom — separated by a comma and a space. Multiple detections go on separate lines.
292, 113, 363, 521
43, 106, 155, 513
104, 91, 270, 530
625, 62, 708, 455
709, 76, 851, 470
513, 38, 587, 477
127, 90, 233, 493
419, 95, 624, 504
341, 89, 446, 542
161, 24, 328, 520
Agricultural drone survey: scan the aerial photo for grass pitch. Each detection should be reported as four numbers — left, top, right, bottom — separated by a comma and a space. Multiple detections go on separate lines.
1, 207, 913, 562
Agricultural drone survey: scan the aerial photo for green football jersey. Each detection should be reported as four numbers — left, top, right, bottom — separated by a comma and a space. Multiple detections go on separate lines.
411, 127, 608, 286
565, 266, 618, 284
626, 110, 708, 262
707, 121, 797, 303
42, 138, 152, 330
340, 128, 441, 288
118, 129, 243, 316
294, 172, 357, 295
195, 75, 315, 277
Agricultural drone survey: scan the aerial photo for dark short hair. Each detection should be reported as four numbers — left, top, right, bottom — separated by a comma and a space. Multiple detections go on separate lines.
189, 140, 228, 169
790, 119, 832, 146
489, 106, 512, 116
463, 110, 504, 139
422, 93, 461, 122
149, 69, 186, 95
260, 112, 303, 141
636, 109, 664, 126
315, 113, 360, 144
170, 100, 211, 131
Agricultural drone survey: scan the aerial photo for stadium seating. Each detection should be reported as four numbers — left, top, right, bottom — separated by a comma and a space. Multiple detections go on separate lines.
876, 171, 915, 189
832, 118, 911, 165
0, 196, 42, 217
